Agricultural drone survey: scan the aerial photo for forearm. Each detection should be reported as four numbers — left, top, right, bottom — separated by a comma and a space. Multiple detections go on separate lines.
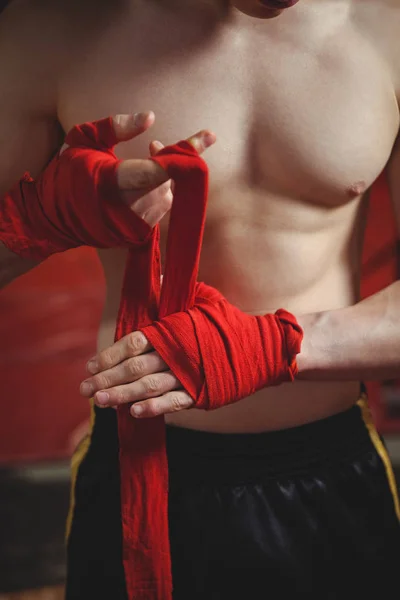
0, 128, 151, 262
296, 281, 400, 381
0, 242, 38, 289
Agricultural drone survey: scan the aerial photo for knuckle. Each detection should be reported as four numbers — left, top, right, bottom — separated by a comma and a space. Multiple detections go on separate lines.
127, 357, 145, 378
94, 375, 110, 390
112, 389, 125, 405
146, 399, 161, 417
134, 164, 153, 188
127, 332, 146, 355
99, 350, 113, 369
144, 376, 161, 395
170, 394, 184, 412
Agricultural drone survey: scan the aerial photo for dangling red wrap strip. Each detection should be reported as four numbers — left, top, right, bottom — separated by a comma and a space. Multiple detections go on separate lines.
0, 118, 303, 599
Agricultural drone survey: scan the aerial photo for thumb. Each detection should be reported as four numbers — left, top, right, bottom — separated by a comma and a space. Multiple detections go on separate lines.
149, 140, 165, 156
112, 112, 155, 142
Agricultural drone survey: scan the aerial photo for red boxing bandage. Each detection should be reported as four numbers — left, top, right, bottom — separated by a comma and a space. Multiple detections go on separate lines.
142, 287, 303, 409
0, 119, 153, 260
0, 119, 303, 600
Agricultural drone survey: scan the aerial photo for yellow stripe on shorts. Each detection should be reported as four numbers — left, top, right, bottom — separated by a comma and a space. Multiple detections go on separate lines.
358, 394, 400, 521
65, 399, 96, 541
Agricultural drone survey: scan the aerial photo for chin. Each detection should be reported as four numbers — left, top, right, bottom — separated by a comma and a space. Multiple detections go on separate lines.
234, 1, 299, 19
234, 6, 283, 19
259, 0, 300, 7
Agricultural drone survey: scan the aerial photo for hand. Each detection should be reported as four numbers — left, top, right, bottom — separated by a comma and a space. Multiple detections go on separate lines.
78, 115, 216, 417
61, 112, 216, 227
80, 332, 195, 418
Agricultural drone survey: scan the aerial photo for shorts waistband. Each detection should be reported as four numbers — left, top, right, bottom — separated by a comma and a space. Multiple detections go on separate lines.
166, 403, 374, 484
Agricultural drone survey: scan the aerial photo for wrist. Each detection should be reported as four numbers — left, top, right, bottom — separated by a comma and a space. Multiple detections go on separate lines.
294, 310, 328, 379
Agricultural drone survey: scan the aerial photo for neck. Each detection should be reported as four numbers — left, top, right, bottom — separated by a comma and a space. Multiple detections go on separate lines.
147, 0, 295, 23
150, 0, 231, 17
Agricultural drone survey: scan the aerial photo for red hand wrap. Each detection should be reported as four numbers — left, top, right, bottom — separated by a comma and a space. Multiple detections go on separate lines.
0, 118, 152, 259
0, 118, 303, 600
142, 287, 303, 409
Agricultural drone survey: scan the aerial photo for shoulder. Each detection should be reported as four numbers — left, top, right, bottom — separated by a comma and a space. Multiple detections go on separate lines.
0, 0, 117, 118
351, 0, 400, 98
0, 0, 68, 117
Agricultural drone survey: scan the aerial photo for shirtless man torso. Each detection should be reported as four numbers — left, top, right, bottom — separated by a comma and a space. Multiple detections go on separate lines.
1, 0, 400, 598
66, 0, 399, 430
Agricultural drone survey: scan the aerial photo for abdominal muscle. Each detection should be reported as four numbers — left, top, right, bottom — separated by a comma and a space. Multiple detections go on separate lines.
96, 186, 364, 434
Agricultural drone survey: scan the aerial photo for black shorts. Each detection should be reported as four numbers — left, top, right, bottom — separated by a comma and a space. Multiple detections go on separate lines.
66, 398, 400, 600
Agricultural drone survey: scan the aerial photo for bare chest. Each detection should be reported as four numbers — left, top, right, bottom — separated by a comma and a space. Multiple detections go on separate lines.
58, 7, 399, 214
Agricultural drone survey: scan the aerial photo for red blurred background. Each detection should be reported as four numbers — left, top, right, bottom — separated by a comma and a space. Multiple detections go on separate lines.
0, 248, 104, 463
361, 173, 400, 433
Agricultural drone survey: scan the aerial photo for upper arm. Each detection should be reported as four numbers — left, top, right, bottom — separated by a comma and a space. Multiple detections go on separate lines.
0, 0, 65, 195
0, 0, 65, 282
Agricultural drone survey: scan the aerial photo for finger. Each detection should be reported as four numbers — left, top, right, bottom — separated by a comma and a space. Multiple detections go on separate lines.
86, 332, 152, 374
80, 352, 169, 397
93, 371, 181, 408
149, 140, 165, 156
117, 158, 169, 191
60, 114, 154, 156
124, 183, 173, 227
121, 178, 171, 204
186, 129, 217, 154
112, 112, 155, 142
127, 139, 172, 226
130, 391, 194, 418
121, 135, 172, 221
137, 188, 173, 228
117, 129, 216, 192
59, 143, 70, 156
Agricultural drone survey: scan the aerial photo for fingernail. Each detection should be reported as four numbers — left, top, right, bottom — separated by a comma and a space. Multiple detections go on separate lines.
96, 392, 109, 406
132, 405, 143, 417
115, 114, 131, 127
87, 360, 99, 374
59, 143, 69, 156
134, 112, 148, 128
204, 132, 215, 146
80, 382, 94, 396
153, 140, 163, 151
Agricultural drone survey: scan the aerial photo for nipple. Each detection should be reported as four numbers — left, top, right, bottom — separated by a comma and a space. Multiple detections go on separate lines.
346, 181, 367, 199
